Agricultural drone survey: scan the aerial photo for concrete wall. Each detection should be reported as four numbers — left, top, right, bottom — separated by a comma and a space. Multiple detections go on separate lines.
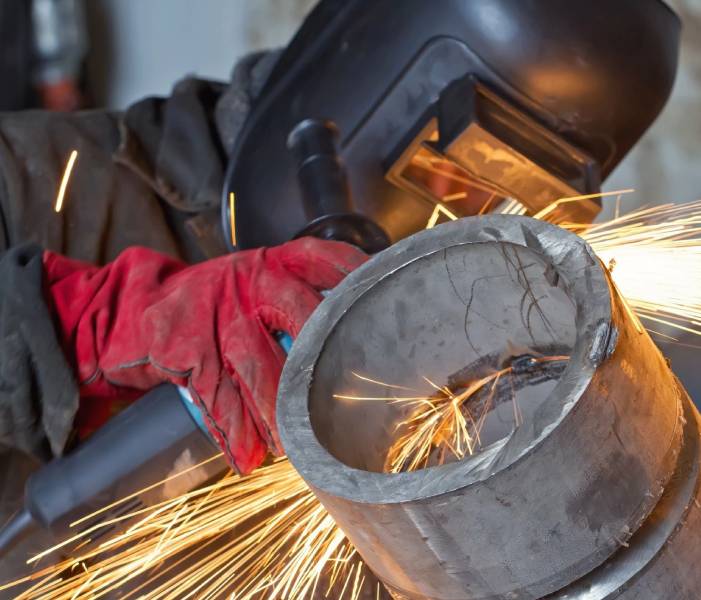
85, 0, 315, 109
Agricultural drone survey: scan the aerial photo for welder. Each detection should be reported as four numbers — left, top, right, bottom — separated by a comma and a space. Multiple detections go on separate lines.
0, 0, 681, 588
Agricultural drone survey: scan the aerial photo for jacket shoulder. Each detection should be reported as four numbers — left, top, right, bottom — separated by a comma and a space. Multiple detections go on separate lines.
0, 108, 183, 262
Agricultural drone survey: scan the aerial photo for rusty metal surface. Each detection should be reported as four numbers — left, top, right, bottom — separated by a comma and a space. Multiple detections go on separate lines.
278, 215, 685, 599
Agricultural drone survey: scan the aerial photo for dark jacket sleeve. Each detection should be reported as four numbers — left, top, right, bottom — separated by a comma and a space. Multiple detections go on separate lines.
0, 109, 188, 263
0, 245, 78, 460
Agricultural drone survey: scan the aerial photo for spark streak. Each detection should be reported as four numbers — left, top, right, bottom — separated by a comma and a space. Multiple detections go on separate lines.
531, 188, 635, 222
229, 192, 237, 247
55, 150, 78, 213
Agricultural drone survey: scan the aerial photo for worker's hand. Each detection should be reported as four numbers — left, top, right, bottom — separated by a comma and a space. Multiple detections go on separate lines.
43, 238, 367, 473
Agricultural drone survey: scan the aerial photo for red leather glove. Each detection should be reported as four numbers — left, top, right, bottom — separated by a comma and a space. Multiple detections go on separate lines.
43, 238, 367, 473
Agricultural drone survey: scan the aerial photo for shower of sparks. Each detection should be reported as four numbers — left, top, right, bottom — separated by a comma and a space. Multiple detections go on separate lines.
7, 193, 701, 598
578, 201, 701, 337
1, 458, 373, 600
387, 370, 512, 472
447, 193, 701, 338
2, 356, 571, 599
54, 150, 78, 213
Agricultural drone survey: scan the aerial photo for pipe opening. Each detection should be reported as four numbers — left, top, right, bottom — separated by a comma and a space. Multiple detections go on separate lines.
309, 241, 577, 473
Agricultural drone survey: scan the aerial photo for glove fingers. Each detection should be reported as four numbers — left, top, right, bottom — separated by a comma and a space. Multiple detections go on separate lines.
255, 270, 324, 338
224, 321, 286, 456
272, 237, 368, 291
189, 373, 267, 474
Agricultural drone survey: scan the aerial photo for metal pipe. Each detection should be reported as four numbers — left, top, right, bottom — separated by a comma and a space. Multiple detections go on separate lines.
278, 215, 692, 599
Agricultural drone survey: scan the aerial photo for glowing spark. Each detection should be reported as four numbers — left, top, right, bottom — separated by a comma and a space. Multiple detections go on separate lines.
531, 188, 635, 221
442, 192, 467, 202
426, 203, 459, 229
229, 192, 237, 247
349, 371, 417, 392
54, 150, 78, 213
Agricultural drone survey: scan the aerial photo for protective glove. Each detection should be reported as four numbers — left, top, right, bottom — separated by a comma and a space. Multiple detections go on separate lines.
43, 238, 367, 473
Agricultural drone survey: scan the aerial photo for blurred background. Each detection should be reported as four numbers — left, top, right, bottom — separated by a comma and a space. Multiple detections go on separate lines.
82, 0, 315, 109
602, 0, 701, 216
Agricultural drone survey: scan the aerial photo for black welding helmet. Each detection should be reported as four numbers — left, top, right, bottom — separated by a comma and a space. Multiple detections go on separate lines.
223, 0, 680, 253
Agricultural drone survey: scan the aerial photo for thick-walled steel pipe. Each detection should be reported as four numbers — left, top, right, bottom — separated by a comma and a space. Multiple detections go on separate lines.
278, 216, 693, 599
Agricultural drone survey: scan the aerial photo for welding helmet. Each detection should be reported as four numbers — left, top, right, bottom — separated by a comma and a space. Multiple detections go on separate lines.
223, 0, 680, 252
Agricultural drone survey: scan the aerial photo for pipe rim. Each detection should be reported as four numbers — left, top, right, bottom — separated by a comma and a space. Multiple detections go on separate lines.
278, 215, 613, 504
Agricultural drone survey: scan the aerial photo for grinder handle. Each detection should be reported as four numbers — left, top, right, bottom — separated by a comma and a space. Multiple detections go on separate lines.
287, 118, 390, 254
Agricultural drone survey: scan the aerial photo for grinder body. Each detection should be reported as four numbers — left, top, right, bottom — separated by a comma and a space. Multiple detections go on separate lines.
0, 385, 226, 557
